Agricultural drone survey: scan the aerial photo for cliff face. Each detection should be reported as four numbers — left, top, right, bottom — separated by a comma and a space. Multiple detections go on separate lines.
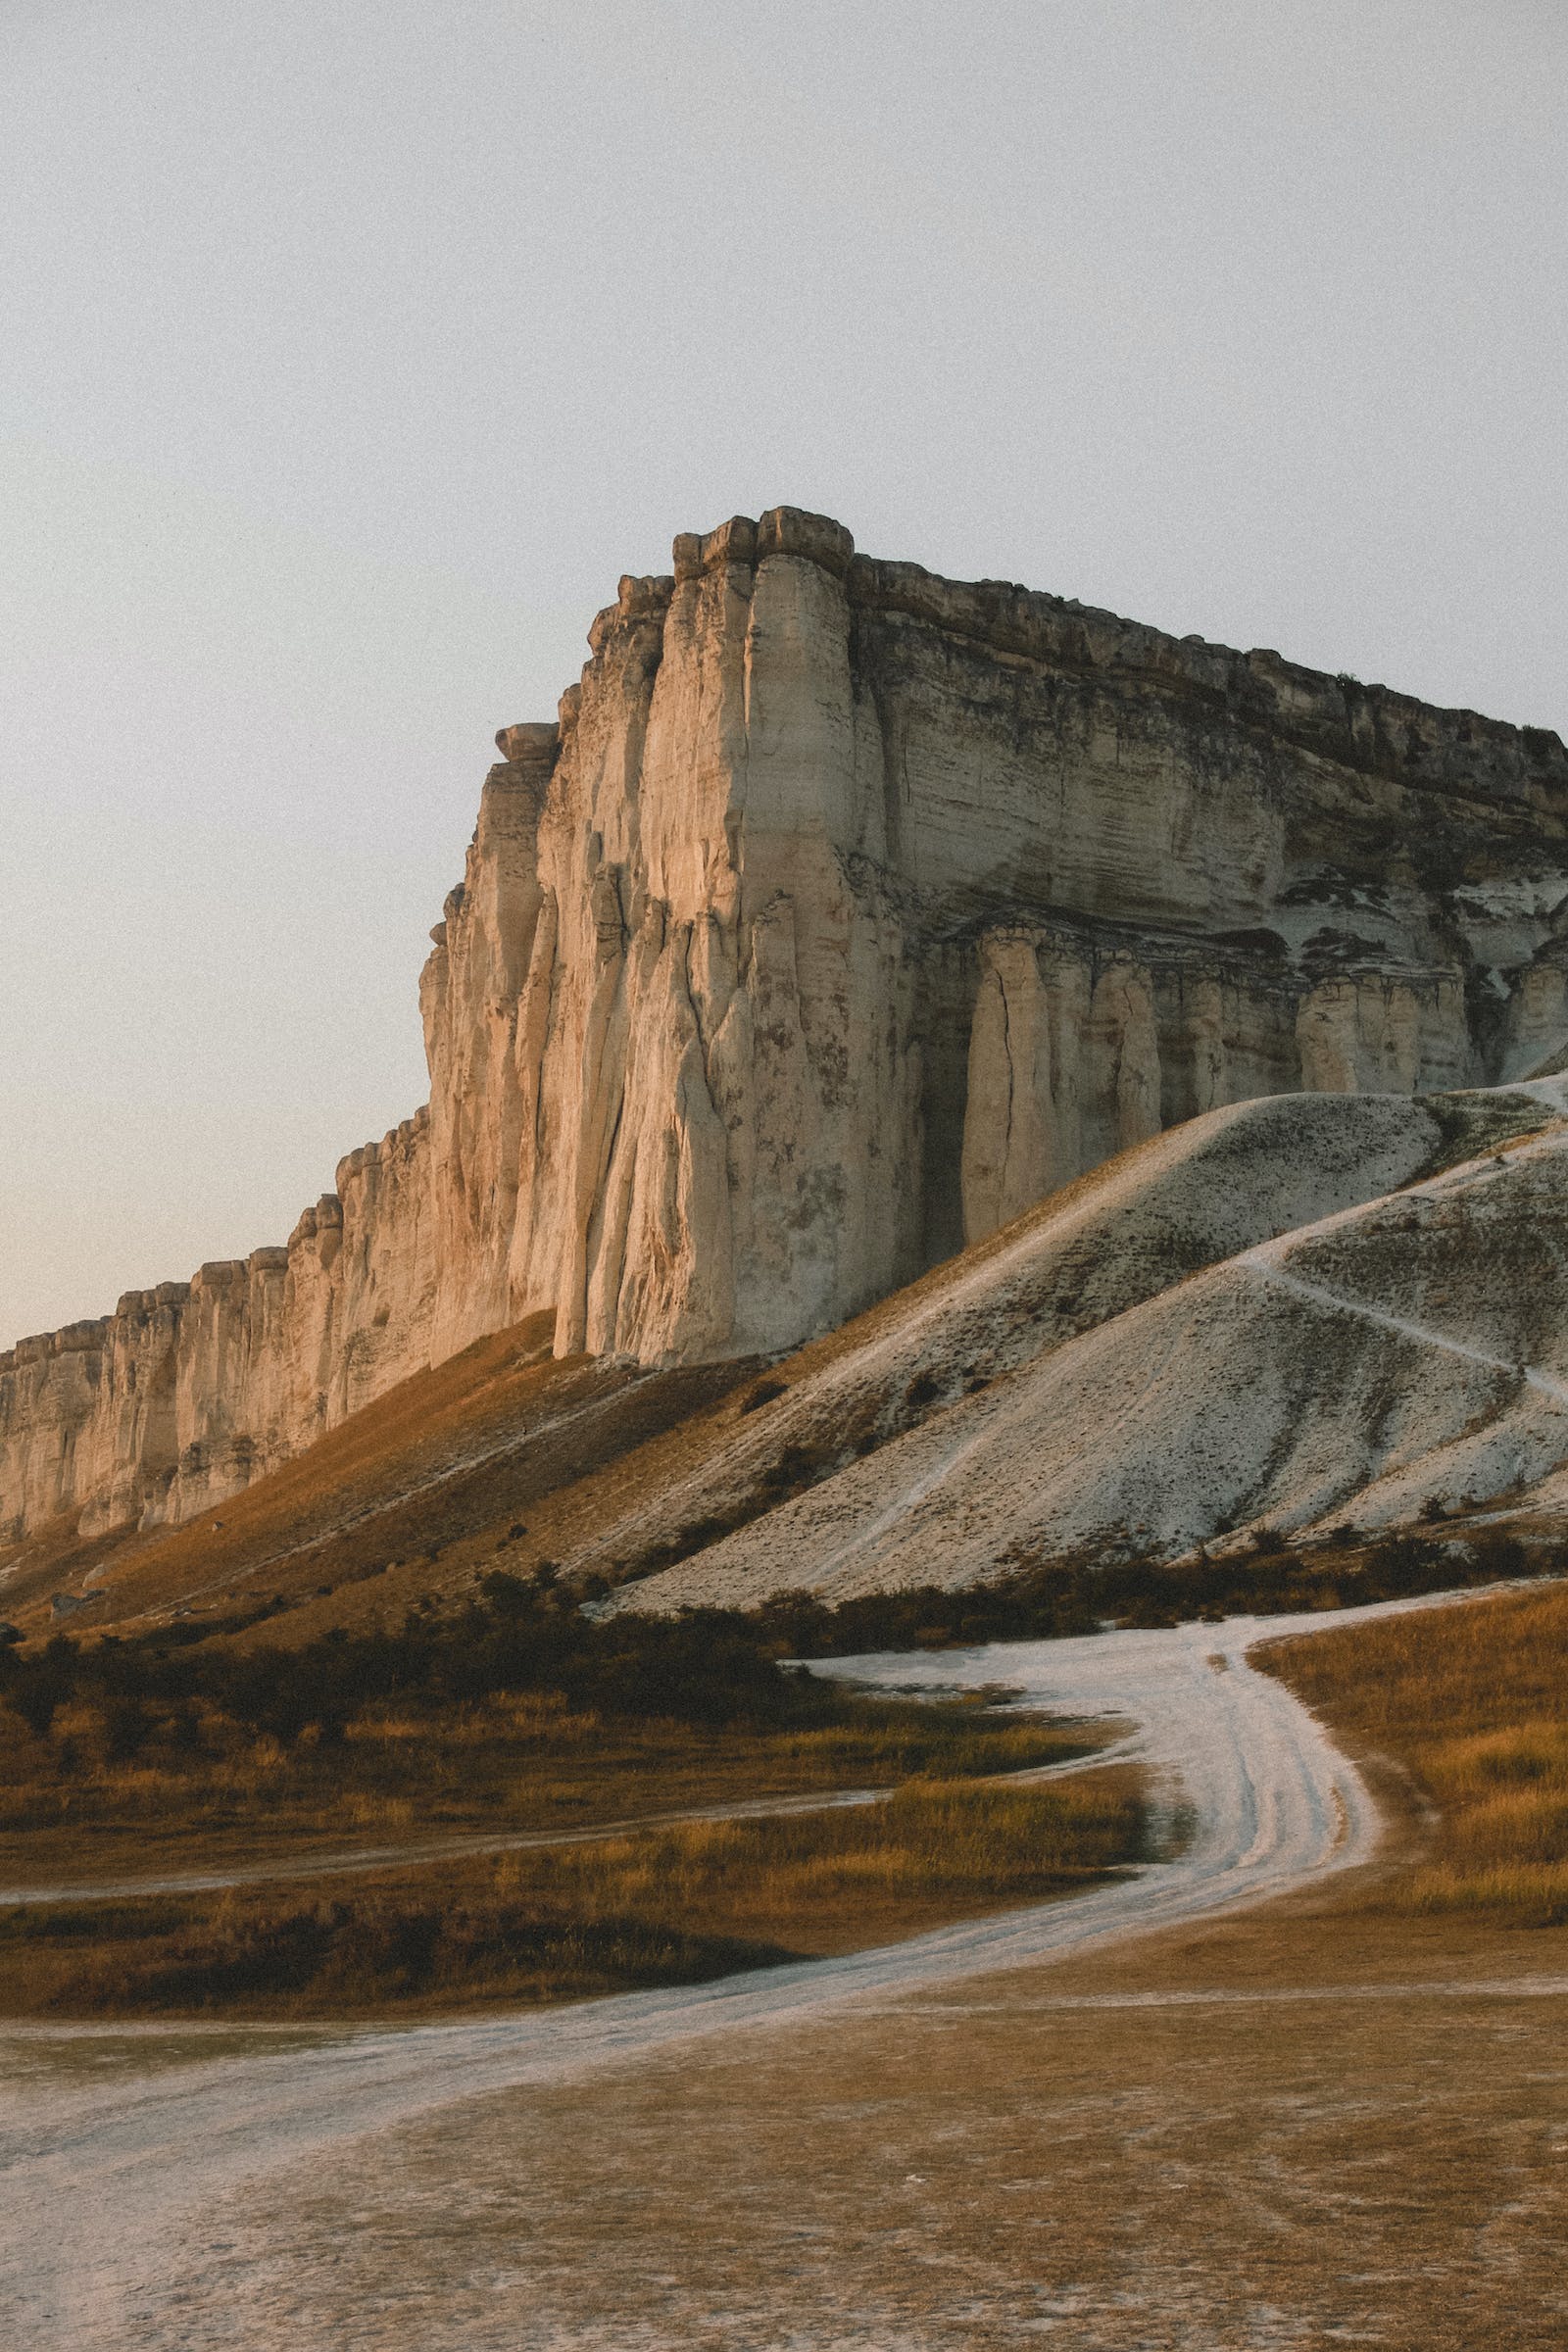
7, 505, 1568, 1543
0, 1116, 435, 1541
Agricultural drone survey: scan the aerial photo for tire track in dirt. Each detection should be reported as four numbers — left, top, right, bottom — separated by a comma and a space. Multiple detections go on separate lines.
0, 1592, 1471, 2345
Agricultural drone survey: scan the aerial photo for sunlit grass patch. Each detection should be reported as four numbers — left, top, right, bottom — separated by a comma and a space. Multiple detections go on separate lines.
0, 1675, 1092, 1883
0, 1768, 1148, 2020
570, 1773, 1149, 1912
1403, 1862, 1568, 1928
0, 1574, 1104, 1883
1262, 1578, 1568, 1927
1423, 1722, 1568, 1797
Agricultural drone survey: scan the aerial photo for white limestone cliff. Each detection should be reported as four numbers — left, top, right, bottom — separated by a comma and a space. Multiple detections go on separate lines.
7, 506, 1568, 1543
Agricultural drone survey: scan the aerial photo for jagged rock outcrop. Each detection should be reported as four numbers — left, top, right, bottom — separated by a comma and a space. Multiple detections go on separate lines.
7, 506, 1568, 1542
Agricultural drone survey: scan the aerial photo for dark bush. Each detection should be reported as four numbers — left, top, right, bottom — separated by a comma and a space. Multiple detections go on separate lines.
8, 1680, 62, 1742
0, 1573, 848, 1749
0, 1518, 1554, 1753
101, 1697, 155, 1763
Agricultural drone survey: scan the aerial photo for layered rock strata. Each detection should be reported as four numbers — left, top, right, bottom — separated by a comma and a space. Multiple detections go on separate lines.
7, 507, 1568, 1541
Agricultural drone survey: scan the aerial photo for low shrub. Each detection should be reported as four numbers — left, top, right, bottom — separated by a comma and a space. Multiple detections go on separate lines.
736, 1525, 1549, 1656
0, 1767, 1147, 2018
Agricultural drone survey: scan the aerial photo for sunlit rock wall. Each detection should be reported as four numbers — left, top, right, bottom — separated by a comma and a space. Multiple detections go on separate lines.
7, 505, 1568, 1540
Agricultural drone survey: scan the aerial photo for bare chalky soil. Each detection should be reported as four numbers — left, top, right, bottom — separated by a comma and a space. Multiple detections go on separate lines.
8, 1600, 1568, 2350
17, 1920, 1568, 2352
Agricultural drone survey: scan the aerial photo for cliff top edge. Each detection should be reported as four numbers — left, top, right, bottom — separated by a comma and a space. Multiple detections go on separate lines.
547, 504, 1560, 762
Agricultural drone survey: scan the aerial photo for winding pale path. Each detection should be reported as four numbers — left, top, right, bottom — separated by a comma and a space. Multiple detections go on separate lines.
0, 1593, 1472, 2345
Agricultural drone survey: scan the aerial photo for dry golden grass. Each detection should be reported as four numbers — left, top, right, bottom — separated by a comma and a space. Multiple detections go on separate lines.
1262, 1577, 1568, 1926
0, 1686, 1094, 1884
0, 1768, 1146, 2019
509, 1770, 1147, 1929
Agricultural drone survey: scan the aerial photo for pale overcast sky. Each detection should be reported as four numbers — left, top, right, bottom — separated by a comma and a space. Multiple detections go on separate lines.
3, 0, 1565, 1343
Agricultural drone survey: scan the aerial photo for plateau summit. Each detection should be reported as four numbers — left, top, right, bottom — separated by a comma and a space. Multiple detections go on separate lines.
6, 506, 1568, 1544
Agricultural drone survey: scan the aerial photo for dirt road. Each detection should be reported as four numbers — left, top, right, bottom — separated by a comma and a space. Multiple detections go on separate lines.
0, 1594, 1476, 2346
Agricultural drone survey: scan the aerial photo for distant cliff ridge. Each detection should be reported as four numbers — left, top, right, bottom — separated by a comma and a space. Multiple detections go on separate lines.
7, 506, 1568, 1542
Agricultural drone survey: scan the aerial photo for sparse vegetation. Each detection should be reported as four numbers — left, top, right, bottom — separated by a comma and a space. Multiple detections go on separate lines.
1262, 1576, 1568, 1927
0, 1574, 1096, 1881
606, 1425, 882, 1582
0, 1771, 1148, 2018
727, 1523, 1550, 1654
0, 1565, 1154, 2019
1408, 1089, 1549, 1181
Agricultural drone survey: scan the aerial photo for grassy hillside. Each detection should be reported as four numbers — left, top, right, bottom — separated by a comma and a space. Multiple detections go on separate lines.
0, 1312, 762, 1640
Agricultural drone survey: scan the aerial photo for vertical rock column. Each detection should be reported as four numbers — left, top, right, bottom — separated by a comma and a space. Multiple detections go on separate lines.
422, 725, 555, 1362
502, 512, 927, 1366
960, 931, 1161, 1244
